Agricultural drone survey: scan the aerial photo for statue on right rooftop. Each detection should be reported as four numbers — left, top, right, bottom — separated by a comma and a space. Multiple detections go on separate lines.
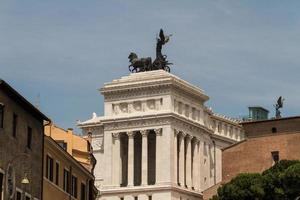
275, 96, 284, 118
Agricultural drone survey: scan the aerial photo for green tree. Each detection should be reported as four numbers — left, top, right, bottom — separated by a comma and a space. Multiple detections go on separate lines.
261, 160, 299, 200
212, 173, 264, 200
211, 160, 300, 200
281, 163, 300, 199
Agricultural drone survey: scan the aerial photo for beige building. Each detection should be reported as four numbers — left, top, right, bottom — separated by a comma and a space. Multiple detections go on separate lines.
44, 124, 96, 172
43, 135, 97, 200
0, 79, 50, 200
78, 70, 245, 200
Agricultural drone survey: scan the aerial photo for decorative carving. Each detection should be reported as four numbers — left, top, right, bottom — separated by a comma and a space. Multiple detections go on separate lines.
127, 131, 135, 138
140, 130, 149, 137
92, 137, 104, 151
112, 132, 120, 140
154, 128, 162, 136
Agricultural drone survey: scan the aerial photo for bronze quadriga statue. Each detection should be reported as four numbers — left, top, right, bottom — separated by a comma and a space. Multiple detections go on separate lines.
128, 29, 172, 73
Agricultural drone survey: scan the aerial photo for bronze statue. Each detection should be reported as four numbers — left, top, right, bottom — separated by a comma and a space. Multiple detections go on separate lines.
128, 52, 152, 73
275, 96, 284, 118
128, 29, 172, 73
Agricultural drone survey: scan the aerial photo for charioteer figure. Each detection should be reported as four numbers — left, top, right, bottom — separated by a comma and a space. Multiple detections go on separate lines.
128, 29, 173, 73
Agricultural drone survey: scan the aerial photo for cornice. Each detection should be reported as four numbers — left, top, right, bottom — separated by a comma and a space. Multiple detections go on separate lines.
100, 72, 209, 102
99, 184, 202, 198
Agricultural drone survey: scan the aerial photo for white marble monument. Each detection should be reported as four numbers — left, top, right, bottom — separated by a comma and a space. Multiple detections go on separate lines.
78, 70, 244, 200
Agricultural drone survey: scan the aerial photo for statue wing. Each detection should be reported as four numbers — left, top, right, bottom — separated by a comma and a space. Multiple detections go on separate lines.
277, 96, 283, 108
159, 29, 165, 42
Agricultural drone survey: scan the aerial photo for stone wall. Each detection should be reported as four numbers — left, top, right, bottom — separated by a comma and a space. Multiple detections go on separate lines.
0, 89, 44, 199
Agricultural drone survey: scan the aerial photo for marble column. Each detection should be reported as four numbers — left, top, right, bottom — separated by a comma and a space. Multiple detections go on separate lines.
112, 132, 121, 186
191, 138, 197, 189
174, 129, 179, 185
140, 130, 149, 186
186, 135, 192, 188
154, 128, 163, 184
127, 131, 135, 186
196, 140, 201, 191
178, 132, 185, 186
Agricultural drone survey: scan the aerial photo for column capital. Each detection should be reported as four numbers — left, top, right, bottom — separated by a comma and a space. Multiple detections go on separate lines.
112, 132, 120, 140
127, 131, 135, 138
154, 128, 162, 136
179, 131, 186, 138
174, 129, 181, 135
140, 129, 150, 137
185, 134, 192, 141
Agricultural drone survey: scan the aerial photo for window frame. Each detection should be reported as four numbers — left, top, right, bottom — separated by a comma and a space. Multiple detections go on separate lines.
80, 182, 86, 200
55, 161, 60, 186
63, 168, 70, 193
15, 188, 23, 200
46, 155, 54, 182
27, 126, 32, 149
12, 113, 17, 137
0, 169, 4, 200
0, 103, 4, 129
71, 174, 78, 198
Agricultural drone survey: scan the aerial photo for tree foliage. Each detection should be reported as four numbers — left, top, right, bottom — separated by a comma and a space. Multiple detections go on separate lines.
211, 160, 300, 200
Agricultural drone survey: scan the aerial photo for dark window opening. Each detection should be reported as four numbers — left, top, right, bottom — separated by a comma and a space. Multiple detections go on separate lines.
46, 155, 53, 182
272, 127, 277, 133
80, 183, 86, 200
71, 175, 78, 198
55, 162, 59, 185
0, 172, 3, 200
0, 104, 4, 128
272, 151, 279, 163
148, 195, 152, 200
25, 195, 30, 200
16, 191, 22, 200
57, 141, 67, 151
27, 127, 32, 149
63, 169, 70, 193
12, 113, 17, 137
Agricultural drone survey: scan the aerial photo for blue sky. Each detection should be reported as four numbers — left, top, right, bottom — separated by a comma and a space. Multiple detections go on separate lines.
1, 0, 300, 132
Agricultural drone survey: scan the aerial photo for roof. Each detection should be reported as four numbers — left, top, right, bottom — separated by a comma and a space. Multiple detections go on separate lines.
241, 115, 300, 125
0, 79, 50, 122
248, 106, 269, 112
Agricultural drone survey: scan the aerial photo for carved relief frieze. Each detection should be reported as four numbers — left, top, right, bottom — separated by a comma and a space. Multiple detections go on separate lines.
103, 84, 171, 101
92, 136, 104, 152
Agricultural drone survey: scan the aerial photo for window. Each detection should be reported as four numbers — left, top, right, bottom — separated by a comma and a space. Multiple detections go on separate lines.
27, 127, 32, 149
63, 169, 70, 193
46, 155, 53, 182
80, 183, 86, 200
16, 191, 22, 200
25, 195, 30, 200
272, 151, 280, 164
0, 171, 3, 200
71, 175, 78, 198
55, 162, 59, 185
12, 113, 17, 137
272, 127, 277, 133
57, 141, 67, 151
0, 104, 4, 128
134, 197, 138, 200
148, 196, 152, 200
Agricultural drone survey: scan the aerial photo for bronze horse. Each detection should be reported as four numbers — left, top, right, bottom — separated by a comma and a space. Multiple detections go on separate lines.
128, 52, 152, 73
